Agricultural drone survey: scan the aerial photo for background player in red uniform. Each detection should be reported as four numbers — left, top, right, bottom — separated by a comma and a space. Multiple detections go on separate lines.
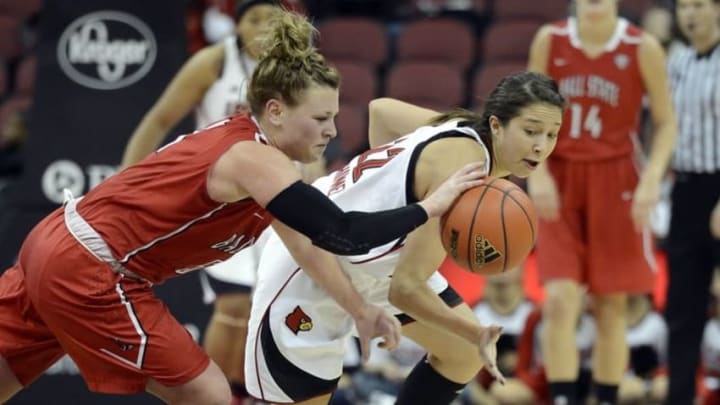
527, 0, 677, 403
0, 10, 483, 405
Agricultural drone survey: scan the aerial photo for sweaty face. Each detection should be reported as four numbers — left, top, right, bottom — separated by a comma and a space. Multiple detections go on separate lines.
676, 0, 720, 42
236, 4, 277, 59
491, 103, 562, 178
276, 84, 339, 163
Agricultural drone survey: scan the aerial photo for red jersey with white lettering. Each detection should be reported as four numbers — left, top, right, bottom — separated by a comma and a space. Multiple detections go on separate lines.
77, 114, 274, 283
547, 18, 645, 161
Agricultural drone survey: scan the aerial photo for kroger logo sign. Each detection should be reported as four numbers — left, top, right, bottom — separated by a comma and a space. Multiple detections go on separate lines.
57, 11, 157, 90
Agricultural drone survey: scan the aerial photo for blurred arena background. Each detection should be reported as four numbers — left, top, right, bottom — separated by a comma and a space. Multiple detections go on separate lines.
0, 1, 706, 404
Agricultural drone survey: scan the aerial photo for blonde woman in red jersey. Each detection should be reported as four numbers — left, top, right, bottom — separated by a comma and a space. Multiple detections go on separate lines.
0, 10, 485, 405
526, 0, 677, 404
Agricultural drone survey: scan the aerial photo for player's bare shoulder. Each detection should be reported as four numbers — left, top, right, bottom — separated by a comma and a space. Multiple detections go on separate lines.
415, 136, 489, 190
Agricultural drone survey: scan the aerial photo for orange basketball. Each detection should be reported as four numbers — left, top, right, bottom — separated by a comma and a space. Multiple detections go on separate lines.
440, 178, 538, 276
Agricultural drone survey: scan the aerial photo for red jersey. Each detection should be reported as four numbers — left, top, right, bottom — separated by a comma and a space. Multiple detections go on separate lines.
76, 114, 274, 283
547, 18, 645, 161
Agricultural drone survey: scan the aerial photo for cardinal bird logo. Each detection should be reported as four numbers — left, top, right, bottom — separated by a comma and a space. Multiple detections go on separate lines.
285, 305, 313, 334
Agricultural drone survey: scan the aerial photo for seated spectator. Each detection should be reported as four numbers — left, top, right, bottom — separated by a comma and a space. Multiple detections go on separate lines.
620, 294, 668, 405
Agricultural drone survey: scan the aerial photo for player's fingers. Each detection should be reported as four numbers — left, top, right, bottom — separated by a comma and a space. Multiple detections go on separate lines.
484, 361, 505, 385
490, 325, 503, 340
382, 320, 400, 351
359, 335, 371, 364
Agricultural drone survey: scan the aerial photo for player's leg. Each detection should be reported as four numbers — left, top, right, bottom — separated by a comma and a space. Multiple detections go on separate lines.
0, 264, 65, 403
397, 300, 484, 405
586, 158, 655, 405
488, 378, 535, 405
145, 360, 231, 405
0, 356, 23, 402
590, 293, 629, 404
541, 280, 584, 378
203, 234, 268, 402
203, 280, 253, 396
204, 291, 252, 392
23, 239, 231, 403
536, 159, 589, 405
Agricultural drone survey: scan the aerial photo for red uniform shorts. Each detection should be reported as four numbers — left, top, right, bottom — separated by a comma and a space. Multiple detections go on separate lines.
536, 157, 656, 294
0, 210, 209, 393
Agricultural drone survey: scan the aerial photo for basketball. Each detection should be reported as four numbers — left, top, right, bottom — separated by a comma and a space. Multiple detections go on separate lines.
440, 178, 538, 276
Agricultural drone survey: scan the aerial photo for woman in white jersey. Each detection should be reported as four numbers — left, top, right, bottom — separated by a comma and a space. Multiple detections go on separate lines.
121, 1, 290, 401
245, 72, 567, 405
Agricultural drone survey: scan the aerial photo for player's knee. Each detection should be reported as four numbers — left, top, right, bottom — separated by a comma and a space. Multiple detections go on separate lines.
542, 286, 581, 326
428, 343, 483, 381
148, 361, 232, 405
176, 386, 231, 405
592, 294, 626, 321
214, 293, 252, 319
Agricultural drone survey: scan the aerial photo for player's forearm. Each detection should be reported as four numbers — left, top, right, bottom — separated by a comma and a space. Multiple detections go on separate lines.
388, 280, 481, 344
642, 119, 676, 182
298, 249, 368, 318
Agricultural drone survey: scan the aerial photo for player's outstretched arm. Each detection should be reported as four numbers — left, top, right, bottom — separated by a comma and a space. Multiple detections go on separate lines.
121, 45, 221, 168
211, 141, 484, 255
368, 98, 438, 148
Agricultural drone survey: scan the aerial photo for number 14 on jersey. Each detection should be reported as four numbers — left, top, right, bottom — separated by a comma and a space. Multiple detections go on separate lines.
569, 103, 602, 139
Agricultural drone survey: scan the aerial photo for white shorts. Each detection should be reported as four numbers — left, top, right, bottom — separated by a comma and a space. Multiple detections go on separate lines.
244, 232, 461, 403
199, 228, 272, 303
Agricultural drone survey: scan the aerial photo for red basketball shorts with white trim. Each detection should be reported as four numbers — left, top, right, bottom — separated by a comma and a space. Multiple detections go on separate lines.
535, 157, 655, 294
0, 210, 209, 393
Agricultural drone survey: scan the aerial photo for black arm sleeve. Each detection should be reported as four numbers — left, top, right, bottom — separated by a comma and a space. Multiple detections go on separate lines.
265, 180, 428, 255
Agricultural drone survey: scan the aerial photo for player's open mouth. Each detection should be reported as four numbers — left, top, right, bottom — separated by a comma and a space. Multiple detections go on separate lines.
523, 159, 539, 169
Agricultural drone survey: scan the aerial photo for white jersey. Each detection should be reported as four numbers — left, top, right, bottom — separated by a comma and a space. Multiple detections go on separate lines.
195, 36, 256, 129
313, 119, 489, 281
245, 121, 489, 403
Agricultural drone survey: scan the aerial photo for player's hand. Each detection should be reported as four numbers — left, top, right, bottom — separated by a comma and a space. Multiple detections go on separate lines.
527, 169, 560, 221
419, 162, 487, 218
476, 325, 506, 385
353, 303, 402, 363
631, 174, 661, 232
710, 197, 720, 240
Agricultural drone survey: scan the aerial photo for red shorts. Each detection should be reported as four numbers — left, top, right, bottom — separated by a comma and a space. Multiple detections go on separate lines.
536, 157, 655, 294
0, 210, 209, 393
